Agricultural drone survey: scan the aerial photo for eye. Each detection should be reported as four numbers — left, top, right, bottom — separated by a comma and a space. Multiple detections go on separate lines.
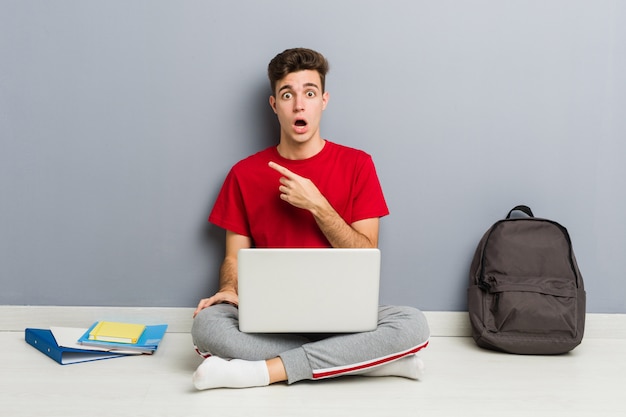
281, 92, 293, 100
306, 90, 316, 98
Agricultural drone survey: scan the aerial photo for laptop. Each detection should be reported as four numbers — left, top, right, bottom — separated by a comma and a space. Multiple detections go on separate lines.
237, 248, 381, 333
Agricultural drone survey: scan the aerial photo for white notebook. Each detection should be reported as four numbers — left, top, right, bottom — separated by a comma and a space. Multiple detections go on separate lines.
237, 248, 381, 333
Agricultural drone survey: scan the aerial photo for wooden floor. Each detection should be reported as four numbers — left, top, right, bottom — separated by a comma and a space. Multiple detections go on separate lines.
1, 309, 625, 417
3, 334, 625, 416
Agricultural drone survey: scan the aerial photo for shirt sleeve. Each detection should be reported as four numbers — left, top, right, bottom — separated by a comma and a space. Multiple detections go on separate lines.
350, 154, 390, 223
208, 168, 251, 237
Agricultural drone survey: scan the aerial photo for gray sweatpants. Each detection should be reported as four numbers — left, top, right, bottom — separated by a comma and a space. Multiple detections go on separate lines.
191, 304, 430, 384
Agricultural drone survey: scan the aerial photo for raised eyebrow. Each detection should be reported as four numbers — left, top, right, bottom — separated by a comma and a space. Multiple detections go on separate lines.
278, 84, 293, 93
277, 83, 320, 93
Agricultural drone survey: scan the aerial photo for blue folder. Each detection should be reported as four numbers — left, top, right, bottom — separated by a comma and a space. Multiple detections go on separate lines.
25, 328, 127, 365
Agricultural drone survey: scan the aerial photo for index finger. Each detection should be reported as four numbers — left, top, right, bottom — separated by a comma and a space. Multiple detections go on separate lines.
268, 161, 295, 177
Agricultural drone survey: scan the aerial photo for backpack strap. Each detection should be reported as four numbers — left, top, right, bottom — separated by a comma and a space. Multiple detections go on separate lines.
506, 205, 534, 219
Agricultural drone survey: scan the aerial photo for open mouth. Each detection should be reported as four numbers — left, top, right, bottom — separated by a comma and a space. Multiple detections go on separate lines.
294, 119, 307, 127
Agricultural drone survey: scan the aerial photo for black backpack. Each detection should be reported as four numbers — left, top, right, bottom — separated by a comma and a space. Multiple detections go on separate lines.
468, 205, 586, 354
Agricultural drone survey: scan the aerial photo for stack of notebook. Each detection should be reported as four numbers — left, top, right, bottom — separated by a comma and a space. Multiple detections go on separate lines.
77, 321, 168, 353
25, 321, 168, 365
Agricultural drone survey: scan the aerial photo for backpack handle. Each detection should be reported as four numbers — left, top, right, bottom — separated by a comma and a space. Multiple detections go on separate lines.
506, 205, 534, 219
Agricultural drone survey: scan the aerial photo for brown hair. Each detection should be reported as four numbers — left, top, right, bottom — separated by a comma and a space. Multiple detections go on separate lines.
267, 48, 329, 95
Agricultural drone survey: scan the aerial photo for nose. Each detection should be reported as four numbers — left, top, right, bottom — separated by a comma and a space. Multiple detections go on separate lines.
293, 96, 304, 112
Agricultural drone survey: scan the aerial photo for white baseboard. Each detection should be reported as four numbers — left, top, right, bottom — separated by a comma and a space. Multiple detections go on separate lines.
1, 306, 624, 338
0, 306, 194, 333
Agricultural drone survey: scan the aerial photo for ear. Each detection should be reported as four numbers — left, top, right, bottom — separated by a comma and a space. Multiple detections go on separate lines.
322, 91, 329, 110
269, 95, 277, 114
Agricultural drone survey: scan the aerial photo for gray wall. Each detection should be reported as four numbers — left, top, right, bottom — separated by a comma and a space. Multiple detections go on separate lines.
1, 1, 624, 312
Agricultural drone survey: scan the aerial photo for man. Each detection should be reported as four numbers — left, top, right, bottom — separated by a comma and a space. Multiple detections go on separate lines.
191, 48, 430, 390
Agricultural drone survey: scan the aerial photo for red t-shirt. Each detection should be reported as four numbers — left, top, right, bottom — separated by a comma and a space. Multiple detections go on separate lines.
209, 141, 389, 248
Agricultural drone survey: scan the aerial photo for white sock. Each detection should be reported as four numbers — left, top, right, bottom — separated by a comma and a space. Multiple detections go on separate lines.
361, 355, 425, 380
192, 356, 270, 390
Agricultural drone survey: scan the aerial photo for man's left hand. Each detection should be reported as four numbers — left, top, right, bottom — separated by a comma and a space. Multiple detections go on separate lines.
268, 161, 326, 212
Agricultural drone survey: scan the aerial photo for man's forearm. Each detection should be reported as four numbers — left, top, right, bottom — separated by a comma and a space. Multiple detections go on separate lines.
311, 200, 376, 248
219, 257, 239, 294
